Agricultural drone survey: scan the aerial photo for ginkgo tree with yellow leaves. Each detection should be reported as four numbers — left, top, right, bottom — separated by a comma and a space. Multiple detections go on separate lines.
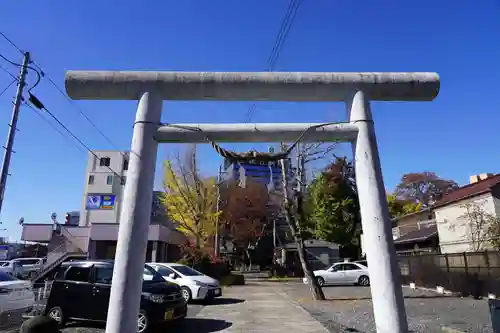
161, 146, 220, 249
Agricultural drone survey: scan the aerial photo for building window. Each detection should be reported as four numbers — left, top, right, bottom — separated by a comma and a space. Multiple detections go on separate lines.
88, 175, 94, 185
100, 157, 111, 167
107, 175, 113, 185
120, 176, 126, 185
123, 159, 129, 171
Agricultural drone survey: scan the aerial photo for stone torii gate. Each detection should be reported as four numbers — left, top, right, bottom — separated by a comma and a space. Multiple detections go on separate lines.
65, 71, 440, 333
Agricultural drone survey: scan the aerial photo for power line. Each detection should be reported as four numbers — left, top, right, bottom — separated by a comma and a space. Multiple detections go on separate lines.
27, 93, 127, 182
0, 32, 23, 54
0, 30, 124, 155
0, 64, 18, 81
24, 102, 84, 153
41, 73, 125, 152
245, 0, 302, 123
266, 0, 301, 71
0, 52, 41, 92
0, 79, 16, 99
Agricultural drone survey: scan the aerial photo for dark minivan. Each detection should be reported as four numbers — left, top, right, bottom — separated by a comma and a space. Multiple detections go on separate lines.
44, 260, 187, 332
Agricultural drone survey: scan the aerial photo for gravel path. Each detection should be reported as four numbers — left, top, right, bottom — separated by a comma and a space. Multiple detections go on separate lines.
274, 282, 493, 333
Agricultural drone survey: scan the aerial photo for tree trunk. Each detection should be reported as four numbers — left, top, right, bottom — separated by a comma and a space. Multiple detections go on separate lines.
282, 203, 324, 299
246, 249, 253, 270
279, 156, 325, 300
295, 191, 325, 300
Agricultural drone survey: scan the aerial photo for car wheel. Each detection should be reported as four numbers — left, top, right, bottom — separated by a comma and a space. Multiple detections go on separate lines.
137, 310, 149, 333
316, 276, 325, 286
47, 306, 66, 328
181, 287, 192, 303
358, 275, 370, 286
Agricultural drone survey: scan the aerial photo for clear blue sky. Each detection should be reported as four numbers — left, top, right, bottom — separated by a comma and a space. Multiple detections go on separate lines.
0, 0, 499, 240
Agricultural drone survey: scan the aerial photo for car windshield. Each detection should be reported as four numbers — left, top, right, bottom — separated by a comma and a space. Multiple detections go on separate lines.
172, 265, 203, 276
143, 264, 165, 283
0, 272, 17, 281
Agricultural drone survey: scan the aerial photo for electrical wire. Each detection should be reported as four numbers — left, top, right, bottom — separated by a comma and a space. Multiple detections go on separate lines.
24, 102, 84, 152
0, 79, 16, 99
0, 30, 127, 159
245, 0, 302, 123
0, 31, 23, 54
266, 0, 301, 71
0, 52, 41, 92
37, 72, 125, 154
27, 93, 127, 183
0, 64, 18, 81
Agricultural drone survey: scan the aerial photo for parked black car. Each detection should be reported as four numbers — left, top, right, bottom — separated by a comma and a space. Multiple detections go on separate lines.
44, 260, 187, 332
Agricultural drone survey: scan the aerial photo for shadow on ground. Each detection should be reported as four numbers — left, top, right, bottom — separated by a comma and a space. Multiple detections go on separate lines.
324, 294, 455, 301
197, 298, 245, 306
170, 318, 232, 332
62, 318, 232, 333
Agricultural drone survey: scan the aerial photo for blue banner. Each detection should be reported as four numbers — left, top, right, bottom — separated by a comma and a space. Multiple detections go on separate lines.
100, 195, 116, 209
86, 195, 116, 210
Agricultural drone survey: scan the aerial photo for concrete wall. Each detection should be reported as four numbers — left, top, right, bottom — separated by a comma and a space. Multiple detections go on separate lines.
89, 224, 184, 243
435, 193, 497, 254
21, 224, 53, 242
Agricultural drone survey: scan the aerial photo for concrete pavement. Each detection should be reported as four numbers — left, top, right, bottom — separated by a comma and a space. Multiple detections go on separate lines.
185, 285, 330, 333
12, 281, 495, 332
55, 285, 329, 333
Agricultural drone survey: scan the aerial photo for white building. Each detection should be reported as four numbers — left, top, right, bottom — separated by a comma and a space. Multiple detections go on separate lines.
79, 150, 129, 227
21, 151, 185, 263
434, 173, 500, 254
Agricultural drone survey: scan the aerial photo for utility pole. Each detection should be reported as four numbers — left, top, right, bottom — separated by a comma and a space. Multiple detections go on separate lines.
0, 52, 30, 215
214, 164, 222, 257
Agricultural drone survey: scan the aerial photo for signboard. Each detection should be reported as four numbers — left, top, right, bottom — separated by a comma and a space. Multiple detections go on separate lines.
86, 195, 116, 210
86, 195, 102, 210
100, 195, 116, 209
0, 245, 9, 260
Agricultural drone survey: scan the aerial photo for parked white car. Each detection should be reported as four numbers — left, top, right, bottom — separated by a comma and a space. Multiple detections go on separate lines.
147, 263, 221, 303
312, 262, 370, 286
0, 258, 44, 279
0, 271, 35, 319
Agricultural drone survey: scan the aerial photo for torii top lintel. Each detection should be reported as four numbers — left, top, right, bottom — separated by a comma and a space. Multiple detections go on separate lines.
64, 71, 439, 102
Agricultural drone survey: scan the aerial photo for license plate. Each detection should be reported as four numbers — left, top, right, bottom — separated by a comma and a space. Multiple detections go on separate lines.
164, 310, 174, 321
214, 288, 221, 296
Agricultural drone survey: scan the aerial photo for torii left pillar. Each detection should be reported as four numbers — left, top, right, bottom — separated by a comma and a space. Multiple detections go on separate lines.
65, 71, 440, 333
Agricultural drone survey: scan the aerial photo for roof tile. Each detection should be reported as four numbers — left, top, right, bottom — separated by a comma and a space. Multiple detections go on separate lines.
433, 174, 500, 208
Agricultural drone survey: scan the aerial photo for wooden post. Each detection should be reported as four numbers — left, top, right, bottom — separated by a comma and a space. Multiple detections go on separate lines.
484, 251, 490, 278
463, 252, 469, 276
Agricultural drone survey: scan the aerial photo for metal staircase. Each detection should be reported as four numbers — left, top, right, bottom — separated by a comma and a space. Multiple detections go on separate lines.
32, 227, 87, 285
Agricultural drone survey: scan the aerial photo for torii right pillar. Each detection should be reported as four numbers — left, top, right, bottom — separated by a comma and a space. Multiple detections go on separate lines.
348, 89, 407, 333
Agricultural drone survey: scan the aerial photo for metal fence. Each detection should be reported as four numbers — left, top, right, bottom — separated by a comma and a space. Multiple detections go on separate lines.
398, 251, 500, 297
0, 281, 52, 332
